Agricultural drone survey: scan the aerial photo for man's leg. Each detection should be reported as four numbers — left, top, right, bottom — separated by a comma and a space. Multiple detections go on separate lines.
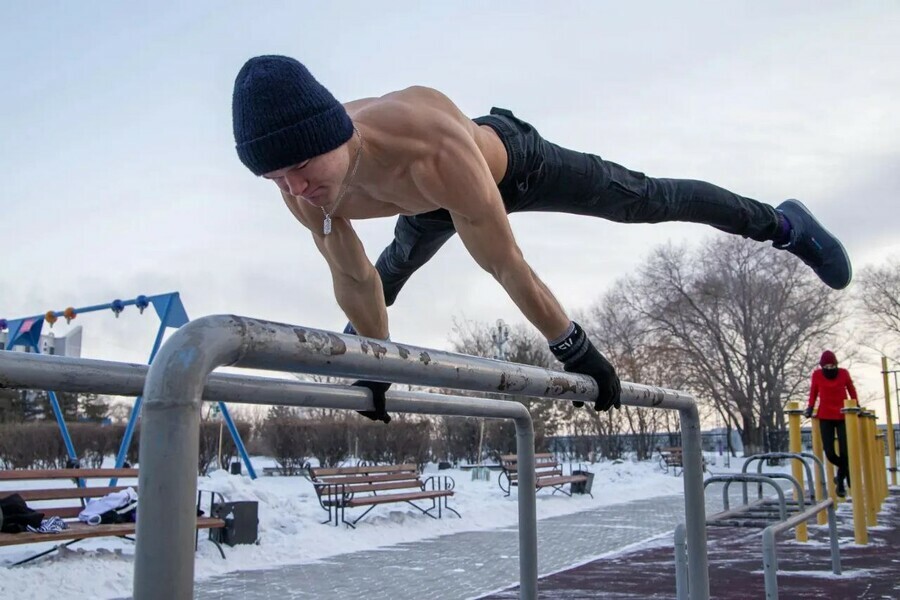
835, 420, 850, 486
819, 420, 842, 469
520, 135, 852, 289
373, 212, 457, 307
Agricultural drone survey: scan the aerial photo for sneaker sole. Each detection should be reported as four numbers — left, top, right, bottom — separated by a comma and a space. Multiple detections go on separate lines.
782, 199, 852, 289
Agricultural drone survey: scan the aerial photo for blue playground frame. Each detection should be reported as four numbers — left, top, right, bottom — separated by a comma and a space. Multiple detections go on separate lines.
0, 293, 257, 482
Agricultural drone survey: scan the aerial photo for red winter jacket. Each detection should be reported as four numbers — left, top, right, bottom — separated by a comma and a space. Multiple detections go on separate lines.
807, 368, 858, 421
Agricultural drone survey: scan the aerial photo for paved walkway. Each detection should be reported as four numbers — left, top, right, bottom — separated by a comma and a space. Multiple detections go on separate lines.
190, 492, 728, 600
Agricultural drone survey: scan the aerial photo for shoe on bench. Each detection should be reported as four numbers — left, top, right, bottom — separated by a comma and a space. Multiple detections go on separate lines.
774, 199, 852, 290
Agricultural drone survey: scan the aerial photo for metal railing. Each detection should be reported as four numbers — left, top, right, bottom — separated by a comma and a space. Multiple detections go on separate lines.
0, 314, 710, 599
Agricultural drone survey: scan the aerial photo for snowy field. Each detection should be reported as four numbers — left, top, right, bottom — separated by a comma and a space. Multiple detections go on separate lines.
0, 453, 751, 599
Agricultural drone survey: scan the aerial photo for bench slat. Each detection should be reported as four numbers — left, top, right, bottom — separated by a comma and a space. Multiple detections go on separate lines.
310, 464, 418, 477
312, 472, 420, 486
324, 480, 423, 495
7, 486, 134, 502
0, 517, 225, 547
346, 490, 452, 507
0, 469, 139, 481
536, 475, 588, 488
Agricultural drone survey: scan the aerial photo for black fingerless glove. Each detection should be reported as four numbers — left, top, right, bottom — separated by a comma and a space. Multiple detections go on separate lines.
803, 406, 813, 419
353, 380, 392, 424
549, 322, 621, 411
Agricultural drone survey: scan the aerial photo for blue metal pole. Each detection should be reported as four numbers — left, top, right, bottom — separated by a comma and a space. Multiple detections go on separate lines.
46, 389, 78, 461
217, 402, 258, 479
27, 338, 80, 480
110, 300, 172, 483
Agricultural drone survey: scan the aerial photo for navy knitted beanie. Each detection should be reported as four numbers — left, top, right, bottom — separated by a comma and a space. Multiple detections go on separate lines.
232, 56, 354, 176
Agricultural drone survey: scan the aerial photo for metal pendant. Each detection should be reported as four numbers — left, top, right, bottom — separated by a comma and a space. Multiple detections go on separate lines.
323, 215, 332, 235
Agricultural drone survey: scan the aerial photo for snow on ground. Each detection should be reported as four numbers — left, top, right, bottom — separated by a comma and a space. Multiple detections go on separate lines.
0, 453, 747, 599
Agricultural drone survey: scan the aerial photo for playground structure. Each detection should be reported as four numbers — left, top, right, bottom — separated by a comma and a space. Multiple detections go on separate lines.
0, 314, 711, 600
0, 294, 256, 479
694, 398, 895, 600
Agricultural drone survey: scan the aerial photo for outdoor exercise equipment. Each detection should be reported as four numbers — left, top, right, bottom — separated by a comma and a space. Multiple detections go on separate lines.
0, 315, 711, 600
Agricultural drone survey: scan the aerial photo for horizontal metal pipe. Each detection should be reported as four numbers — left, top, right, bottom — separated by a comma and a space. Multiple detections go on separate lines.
0, 350, 532, 420
0, 323, 695, 412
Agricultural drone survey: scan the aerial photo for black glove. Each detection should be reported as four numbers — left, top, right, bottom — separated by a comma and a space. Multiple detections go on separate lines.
803, 406, 813, 419
353, 380, 392, 424
549, 322, 621, 411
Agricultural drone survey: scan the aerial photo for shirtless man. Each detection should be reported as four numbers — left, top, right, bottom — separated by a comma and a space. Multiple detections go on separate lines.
232, 55, 851, 423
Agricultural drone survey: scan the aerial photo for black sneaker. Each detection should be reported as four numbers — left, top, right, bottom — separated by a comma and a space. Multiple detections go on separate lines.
836, 481, 846, 498
773, 199, 852, 290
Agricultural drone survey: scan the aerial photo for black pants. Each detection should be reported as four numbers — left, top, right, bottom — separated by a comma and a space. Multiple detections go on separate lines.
374, 107, 781, 305
819, 418, 849, 485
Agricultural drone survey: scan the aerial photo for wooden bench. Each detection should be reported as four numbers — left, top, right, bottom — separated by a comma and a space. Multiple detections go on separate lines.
498, 453, 593, 498
657, 447, 707, 476
658, 447, 684, 476
0, 468, 227, 566
308, 464, 459, 528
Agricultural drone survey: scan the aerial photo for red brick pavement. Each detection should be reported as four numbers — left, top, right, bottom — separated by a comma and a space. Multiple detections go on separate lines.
484, 490, 900, 599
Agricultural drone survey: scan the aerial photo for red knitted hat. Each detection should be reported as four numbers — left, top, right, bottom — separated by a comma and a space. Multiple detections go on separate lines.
820, 350, 837, 366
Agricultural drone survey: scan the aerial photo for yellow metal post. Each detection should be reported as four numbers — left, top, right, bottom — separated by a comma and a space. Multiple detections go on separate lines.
872, 416, 886, 507
858, 409, 878, 526
842, 401, 868, 544
787, 401, 808, 541
882, 356, 897, 486
809, 412, 829, 523
877, 432, 887, 504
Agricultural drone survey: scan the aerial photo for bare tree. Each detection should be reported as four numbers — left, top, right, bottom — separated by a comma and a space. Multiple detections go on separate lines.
854, 256, 900, 356
448, 318, 565, 441
612, 236, 846, 455
580, 283, 683, 460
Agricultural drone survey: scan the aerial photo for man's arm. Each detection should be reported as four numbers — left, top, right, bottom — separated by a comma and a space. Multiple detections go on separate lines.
409, 112, 620, 410
410, 119, 570, 340
281, 193, 389, 339
374, 213, 457, 306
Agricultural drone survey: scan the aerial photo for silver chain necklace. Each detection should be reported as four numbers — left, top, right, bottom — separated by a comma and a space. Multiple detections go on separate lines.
321, 126, 363, 235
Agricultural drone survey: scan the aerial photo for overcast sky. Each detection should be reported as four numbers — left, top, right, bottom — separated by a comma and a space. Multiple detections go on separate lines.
2, 2, 898, 397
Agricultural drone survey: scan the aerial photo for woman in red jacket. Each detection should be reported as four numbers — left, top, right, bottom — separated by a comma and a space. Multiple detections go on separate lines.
804, 350, 858, 497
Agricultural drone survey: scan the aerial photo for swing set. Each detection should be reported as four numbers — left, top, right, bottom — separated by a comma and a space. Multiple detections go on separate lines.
0, 292, 256, 480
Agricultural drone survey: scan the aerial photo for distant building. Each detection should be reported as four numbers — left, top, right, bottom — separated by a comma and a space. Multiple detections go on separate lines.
0, 325, 82, 357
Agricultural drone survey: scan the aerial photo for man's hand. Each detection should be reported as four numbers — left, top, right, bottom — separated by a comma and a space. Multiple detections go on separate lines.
549, 322, 621, 411
353, 380, 392, 424
803, 406, 814, 419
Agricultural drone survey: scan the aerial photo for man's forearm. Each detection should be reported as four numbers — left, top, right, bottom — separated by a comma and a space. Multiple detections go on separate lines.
496, 262, 571, 340
334, 268, 390, 339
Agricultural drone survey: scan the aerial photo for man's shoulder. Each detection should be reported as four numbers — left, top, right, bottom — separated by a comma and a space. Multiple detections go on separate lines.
347, 87, 466, 133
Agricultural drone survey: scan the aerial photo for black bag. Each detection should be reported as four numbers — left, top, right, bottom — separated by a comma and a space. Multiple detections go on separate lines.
210, 501, 259, 546
0, 494, 45, 533
97, 500, 138, 525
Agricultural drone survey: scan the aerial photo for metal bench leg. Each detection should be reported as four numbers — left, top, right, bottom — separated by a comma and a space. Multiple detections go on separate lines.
442, 496, 461, 519
411, 500, 440, 520
10, 539, 83, 567
347, 505, 376, 528
207, 536, 227, 560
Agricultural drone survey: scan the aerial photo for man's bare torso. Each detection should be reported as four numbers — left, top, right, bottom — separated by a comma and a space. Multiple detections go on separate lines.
283, 86, 508, 230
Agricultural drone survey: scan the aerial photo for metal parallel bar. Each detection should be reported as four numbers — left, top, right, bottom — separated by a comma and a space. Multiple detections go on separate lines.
743, 453, 816, 499
705, 475, 788, 522
761, 498, 839, 600
0, 315, 706, 600
124, 313, 544, 600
